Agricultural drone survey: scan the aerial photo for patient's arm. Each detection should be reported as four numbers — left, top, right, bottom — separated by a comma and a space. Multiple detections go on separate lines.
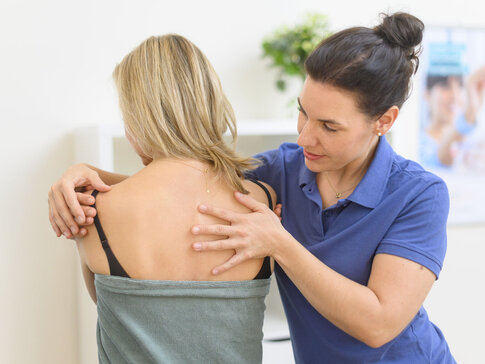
86, 164, 129, 187
76, 240, 97, 303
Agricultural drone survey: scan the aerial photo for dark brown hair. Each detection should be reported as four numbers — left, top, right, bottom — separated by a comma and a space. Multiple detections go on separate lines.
305, 12, 424, 119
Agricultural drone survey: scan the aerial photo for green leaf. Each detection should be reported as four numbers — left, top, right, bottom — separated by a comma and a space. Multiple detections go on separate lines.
276, 79, 286, 91
261, 12, 332, 93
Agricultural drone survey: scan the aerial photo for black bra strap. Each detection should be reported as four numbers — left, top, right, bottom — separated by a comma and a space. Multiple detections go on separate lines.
253, 257, 272, 280
247, 180, 273, 280
248, 179, 273, 210
91, 190, 129, 278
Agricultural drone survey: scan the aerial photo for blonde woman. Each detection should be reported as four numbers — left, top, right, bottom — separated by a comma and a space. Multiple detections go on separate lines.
69, 35, 276, 363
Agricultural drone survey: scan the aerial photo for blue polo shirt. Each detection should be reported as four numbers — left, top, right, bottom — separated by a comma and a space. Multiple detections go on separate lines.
248, 137, 456, 364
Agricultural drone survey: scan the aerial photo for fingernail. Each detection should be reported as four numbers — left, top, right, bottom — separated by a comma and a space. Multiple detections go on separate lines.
193, 243, 202, 250
63, 231, 69, 237
212, 269, 219, 275
235, 191, 242, 198
199, 204, 207, 212
75, 216, 83, 224
192, 226, 200, 234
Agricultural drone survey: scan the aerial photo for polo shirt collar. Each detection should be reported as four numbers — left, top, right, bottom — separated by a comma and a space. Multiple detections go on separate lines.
298, 152, 316, 188
348, 136, 394, 208
297, 137, 394, 209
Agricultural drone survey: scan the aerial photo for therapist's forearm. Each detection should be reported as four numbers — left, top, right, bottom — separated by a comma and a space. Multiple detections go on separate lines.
273, 233, 390, 348
86, 164, 129, 186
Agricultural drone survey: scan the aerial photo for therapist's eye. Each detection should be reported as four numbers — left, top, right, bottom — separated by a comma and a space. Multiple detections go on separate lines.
297, 106, 308, 118
323, 123, 337, 132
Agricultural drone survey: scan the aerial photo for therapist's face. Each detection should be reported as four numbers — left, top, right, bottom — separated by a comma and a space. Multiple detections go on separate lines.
297, 78, 379, 174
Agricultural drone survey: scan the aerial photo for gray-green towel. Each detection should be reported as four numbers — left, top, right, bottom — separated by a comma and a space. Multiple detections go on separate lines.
94, 274, 271, 364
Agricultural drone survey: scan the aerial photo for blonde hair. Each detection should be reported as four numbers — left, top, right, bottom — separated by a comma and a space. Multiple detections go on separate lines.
113, 34, 258, 193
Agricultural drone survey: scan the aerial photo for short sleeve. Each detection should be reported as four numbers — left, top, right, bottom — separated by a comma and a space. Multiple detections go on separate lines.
245, 148, 280, 182
245, 143, 302, 204
376, 178, 450, 279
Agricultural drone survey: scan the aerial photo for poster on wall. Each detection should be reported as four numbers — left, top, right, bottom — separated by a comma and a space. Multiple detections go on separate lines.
418, 27, 485, 224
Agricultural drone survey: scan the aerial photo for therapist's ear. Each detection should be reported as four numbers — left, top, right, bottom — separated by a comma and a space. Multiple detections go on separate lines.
375, 106, 399, 136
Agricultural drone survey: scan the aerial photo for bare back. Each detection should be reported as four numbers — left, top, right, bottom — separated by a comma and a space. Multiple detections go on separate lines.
77, 159, 276, 282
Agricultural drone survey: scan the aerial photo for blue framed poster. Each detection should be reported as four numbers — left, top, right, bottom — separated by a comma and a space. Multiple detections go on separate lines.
418, 27, 485, 224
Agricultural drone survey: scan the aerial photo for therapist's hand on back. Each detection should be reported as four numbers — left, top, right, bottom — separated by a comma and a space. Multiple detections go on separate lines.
48, 163, 110, 239
192, 192, 289, 275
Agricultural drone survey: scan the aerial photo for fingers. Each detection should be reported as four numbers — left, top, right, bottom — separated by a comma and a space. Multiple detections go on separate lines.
192, 223, 236, 237
59, 179, 87, 224
51, 185, 80, 236
274, 203, 282, 220
77, 192, 95, 207
197, 204, 237, 223
48, 198, 62, 237
48, 164, 109, 239
82, 174, 111, 192
80, 205, 95, 225
64, 206, 92, 238
192, 239, 253, 275
234, 191, 267, 212
193, 238, 245, 252
49, 189, 74, 238
211, 252, 252, 275
64, 172, 108, 224
70, 226, 88, 239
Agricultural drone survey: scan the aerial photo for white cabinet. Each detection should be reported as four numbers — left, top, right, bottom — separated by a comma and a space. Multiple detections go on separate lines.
74, 121, 298, 364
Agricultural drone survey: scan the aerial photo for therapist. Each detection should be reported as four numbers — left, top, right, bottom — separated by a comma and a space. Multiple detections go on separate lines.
48, 12, 455, 364
191, 12, 456, 363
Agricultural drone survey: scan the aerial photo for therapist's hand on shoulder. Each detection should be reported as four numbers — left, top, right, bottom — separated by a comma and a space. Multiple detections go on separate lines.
48, 163, 109, 239
192, 191, 289, 275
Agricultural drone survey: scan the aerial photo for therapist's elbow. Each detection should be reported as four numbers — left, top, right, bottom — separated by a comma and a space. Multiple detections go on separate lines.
360, 325, 401, 349
352, 303, 410, 348
355, 314, 402, 348
363, 334, 393, 349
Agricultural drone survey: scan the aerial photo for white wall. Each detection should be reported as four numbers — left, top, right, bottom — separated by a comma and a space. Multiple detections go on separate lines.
425, 224, 485, 364
1, 0, 484, 363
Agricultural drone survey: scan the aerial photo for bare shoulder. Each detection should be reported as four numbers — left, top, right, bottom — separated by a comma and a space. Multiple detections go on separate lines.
242, 179, 277, 210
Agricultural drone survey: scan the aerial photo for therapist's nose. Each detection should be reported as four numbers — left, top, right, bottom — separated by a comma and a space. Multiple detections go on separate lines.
297, 119, 318, 148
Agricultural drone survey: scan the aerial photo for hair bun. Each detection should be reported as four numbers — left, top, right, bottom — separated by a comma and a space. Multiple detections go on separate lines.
374, 12, 424, 51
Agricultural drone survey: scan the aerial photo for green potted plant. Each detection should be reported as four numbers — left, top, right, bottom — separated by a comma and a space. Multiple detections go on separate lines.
262, 13, 332, 93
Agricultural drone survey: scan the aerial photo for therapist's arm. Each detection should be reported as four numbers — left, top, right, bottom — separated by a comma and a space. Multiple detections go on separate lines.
273, 236, 434, 348
48, 163, 128, 238
192, 192, 436, 348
